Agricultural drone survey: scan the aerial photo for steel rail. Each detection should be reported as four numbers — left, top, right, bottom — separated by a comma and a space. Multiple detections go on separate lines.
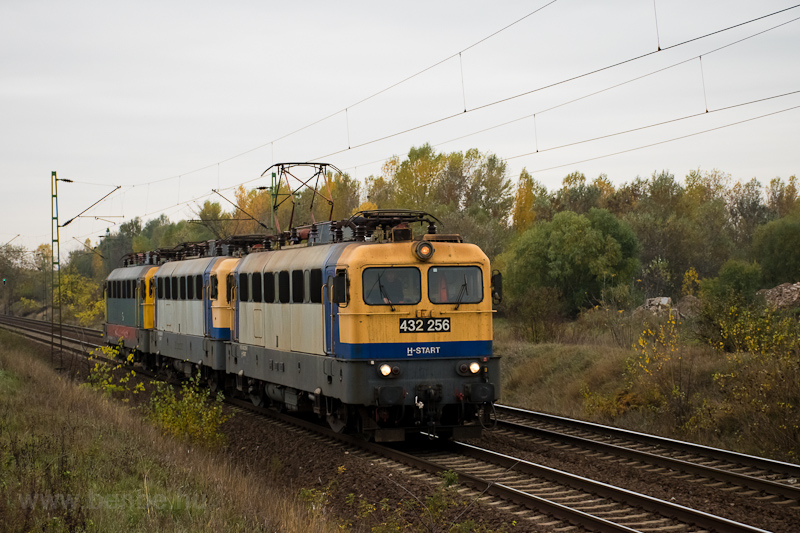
495, 404, 800, 483
437, 440, 771, 533
494, 416, 800, 502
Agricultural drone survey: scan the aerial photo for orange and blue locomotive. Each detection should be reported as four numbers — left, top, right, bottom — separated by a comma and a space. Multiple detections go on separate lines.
104, 210, 501, 441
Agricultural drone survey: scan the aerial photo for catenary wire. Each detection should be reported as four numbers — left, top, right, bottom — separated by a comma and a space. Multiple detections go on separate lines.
514, 103, 800, 173
312, 7, 800, 162
329, 12, 800, 174
123, 3, 800, 190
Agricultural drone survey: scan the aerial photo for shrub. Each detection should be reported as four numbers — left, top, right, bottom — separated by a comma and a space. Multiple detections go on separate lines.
697, 260, 763, 349
147, 373, 228, 448
85, 344, 144, 400
504, 285, 564, 343
712, 306, 800, 458
753, 215, 800, 286
630, 314, 702, 429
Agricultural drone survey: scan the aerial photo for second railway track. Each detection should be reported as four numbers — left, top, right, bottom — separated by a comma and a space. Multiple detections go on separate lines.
491, 405, 800, 507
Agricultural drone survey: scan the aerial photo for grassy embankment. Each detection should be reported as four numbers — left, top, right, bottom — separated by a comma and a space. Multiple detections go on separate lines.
0, 330, 334, 533
494, 309, 800, 462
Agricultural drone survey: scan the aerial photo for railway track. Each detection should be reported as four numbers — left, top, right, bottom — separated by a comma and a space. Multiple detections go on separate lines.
222, 396, 772, 533
492, 405, 800, 507
0, 315, 787, 531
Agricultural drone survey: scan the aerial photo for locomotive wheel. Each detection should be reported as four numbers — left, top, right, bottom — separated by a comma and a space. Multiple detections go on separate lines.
249, 382, 265, 407
207, 370, 223, 394
354, 407, 376, 441
326, 404, 348, 433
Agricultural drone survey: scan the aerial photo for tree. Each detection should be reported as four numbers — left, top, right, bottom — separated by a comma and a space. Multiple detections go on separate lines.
194, 200, 233, 239
504, 209, 640, 315
385, 144, 445, 212
766, 176, 799, 219
463, 153, 513, 219
753, 215, 800, 286
726, 178, 768, 254
364, 175, 394, 209
553, 171, 602, 214
511, 169, 537, 232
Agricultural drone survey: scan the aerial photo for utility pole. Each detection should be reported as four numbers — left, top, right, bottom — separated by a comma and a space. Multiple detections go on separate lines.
51, 171, 66, 368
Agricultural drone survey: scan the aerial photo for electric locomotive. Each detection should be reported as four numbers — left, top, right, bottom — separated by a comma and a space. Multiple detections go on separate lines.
104, 209, 501, 441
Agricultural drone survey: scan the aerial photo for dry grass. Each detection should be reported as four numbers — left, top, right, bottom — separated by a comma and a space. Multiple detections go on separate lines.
0, 331, 336, 533
496, 335, 633, 419
494, 315, 800, 461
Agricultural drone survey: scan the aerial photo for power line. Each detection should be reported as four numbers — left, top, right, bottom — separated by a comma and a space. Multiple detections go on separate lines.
310, 6, 800, 162
121, 3, 800, 192
325, 13, 800, 175
517, 103, 800, 174
506, 90, 800, 161
121, 2, 561, 189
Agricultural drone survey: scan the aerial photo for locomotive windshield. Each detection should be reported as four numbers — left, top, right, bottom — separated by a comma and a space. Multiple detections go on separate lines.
363, 267, 421, 305
428, 266, 483, 304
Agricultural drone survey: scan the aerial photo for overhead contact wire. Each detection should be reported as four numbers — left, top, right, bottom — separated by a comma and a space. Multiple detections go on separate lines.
311, 7, 800, 162
515, 104, 800, 172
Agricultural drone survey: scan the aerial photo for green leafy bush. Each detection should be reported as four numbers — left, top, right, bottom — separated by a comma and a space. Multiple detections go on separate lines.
147, 373, 228, 448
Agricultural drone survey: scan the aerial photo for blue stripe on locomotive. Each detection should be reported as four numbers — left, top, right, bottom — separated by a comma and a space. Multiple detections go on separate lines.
335, 340, 492, 359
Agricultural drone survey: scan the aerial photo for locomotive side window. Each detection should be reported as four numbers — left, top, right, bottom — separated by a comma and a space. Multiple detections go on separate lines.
278, 271, 290, 303
239, 273, 249, 302
180, 276, 187, 300
186, 275, 193, 300
164, 277, 171, 299
363, 267, 421, 305
210, 275, 218, 299
264, 272, 275, 303
226, 274, 233, 303
251, 272, 262, 303
195, 275, 203, 300
171, 277, 178, 300
157, 278, 164, 299
309, 269, 323, 303
428, 266, 483, 304
292, 271, 304, 303
149, 278, 154, 298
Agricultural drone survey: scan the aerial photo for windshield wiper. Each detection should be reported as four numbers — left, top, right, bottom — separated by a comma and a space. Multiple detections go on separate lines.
454, 275, 468, 310
377, 274, 395, 312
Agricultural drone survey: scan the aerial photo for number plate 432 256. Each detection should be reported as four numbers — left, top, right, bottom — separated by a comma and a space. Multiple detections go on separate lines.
399, 317, 450, 333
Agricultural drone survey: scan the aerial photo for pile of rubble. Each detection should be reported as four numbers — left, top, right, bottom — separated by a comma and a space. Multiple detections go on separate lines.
636, 295, 701, 318
757, 282, 800, 310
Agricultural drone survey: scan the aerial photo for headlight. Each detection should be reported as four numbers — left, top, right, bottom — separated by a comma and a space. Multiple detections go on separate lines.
379, 364, 392, 377
469, 362, 481, 374
414, 240, 434, 261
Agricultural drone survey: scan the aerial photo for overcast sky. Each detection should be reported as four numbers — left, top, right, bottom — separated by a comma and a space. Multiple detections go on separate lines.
2, 0, 799, 255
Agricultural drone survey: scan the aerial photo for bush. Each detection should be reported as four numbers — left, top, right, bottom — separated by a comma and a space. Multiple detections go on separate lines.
147, 373, 229, 448
629, 314, 703, 429
753, 215, 800, 286
697, 260, 763, 349
712, 306, 800, 458
85, 344, 144, 400
504, 286, 564, 343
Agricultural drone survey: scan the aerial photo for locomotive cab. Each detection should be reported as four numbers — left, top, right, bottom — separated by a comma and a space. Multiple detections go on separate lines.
327, 233, 499, 440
